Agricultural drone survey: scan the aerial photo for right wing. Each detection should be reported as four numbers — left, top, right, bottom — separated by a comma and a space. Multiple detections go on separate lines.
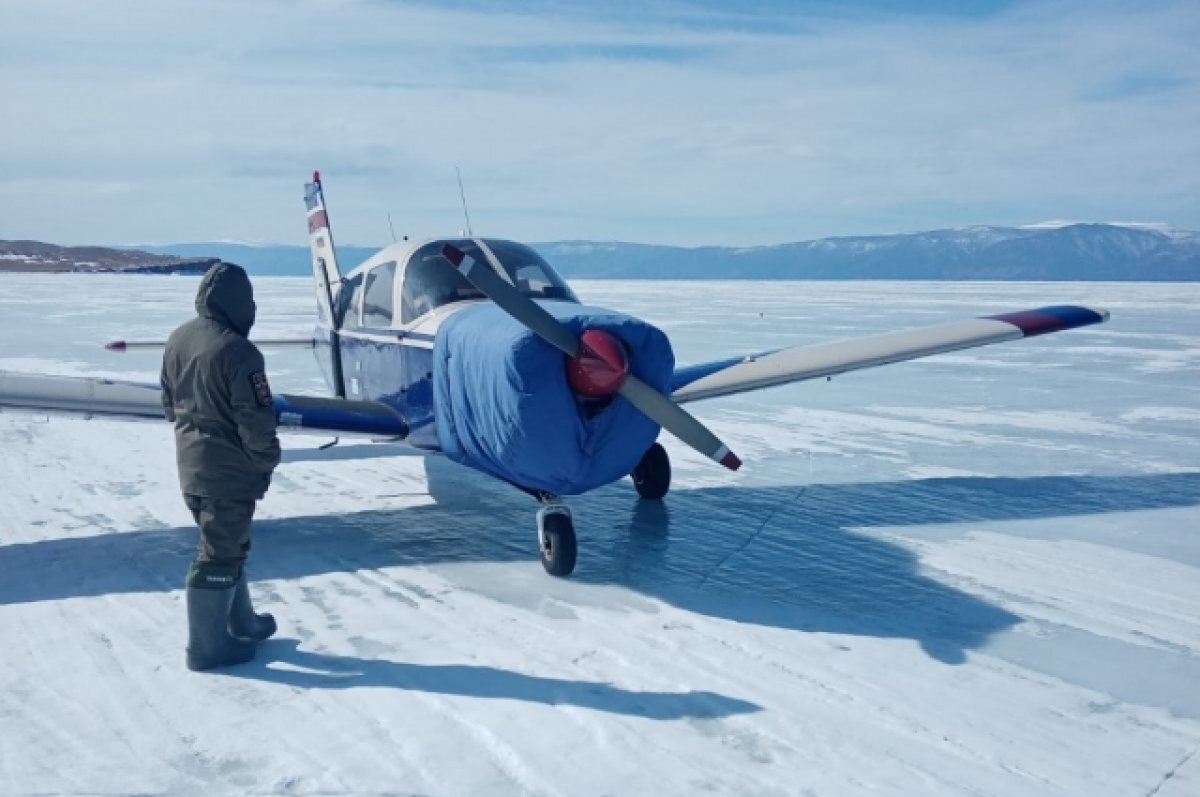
671, 305, 1110, 404
0, 372, 408, 439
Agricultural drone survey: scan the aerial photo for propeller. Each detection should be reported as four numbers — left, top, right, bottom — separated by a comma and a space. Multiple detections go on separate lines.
441, 243, 741, 471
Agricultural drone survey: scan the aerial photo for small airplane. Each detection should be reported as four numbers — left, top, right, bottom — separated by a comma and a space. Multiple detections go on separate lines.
0, 173, 1111, 576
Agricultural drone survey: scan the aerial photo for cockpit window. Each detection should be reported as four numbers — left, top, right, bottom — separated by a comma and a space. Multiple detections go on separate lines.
362, 261, 397, 328
400, 239, 578, 324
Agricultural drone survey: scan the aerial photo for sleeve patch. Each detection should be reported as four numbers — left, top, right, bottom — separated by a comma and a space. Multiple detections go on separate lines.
250, 371, 273, 407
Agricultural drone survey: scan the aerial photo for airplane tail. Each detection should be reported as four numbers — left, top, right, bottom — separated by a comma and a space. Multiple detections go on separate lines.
304, 172, 347, 397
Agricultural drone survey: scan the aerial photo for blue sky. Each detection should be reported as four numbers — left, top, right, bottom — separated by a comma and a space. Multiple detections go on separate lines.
1, 0, 1197, 247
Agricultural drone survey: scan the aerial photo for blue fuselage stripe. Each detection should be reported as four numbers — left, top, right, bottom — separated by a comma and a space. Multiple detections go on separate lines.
337, 334, 440, 449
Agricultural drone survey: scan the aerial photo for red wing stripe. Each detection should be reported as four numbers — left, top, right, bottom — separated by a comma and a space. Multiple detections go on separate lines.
985, 306, 1109, 338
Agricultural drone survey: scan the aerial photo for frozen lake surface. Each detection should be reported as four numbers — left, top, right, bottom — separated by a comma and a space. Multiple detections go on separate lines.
1, 276, 1198, 795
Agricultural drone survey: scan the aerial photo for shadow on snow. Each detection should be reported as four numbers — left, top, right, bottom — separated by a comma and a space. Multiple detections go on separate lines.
3, 467, 1198, 670
216, 638, 760, 720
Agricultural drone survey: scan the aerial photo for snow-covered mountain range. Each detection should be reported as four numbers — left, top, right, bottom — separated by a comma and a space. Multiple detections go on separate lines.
143, 223, 1199, 280
537, 223, 1200, 280
6, 223, 1196, 280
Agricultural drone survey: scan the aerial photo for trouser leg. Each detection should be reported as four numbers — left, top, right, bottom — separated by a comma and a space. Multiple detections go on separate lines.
181, 495, 259, 670
184, 494, 255, 571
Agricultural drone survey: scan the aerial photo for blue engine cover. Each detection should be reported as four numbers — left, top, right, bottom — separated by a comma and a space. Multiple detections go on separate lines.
433, 302, 674, 495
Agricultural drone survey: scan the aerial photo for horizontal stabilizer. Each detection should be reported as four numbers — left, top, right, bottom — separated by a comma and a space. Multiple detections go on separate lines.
672, 305, 1109, 404
105, 338, 316, 352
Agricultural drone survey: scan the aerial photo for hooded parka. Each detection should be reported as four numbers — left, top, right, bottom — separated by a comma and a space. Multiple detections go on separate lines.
160, 263, 280, 500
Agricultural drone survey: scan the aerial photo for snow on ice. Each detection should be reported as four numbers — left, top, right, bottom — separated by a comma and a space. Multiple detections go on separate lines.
1, 276, 1198, 795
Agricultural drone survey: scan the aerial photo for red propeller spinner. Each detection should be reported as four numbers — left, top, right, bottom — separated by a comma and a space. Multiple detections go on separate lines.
565, 329, 630, 398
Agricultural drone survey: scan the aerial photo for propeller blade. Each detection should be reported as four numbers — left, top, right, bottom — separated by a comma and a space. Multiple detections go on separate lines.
441, 242, 741, 472
441, 244, 579, 357
618, 376, 741, 470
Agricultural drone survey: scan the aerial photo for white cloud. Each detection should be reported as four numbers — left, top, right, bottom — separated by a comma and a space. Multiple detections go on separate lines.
1, 0, 1197, 246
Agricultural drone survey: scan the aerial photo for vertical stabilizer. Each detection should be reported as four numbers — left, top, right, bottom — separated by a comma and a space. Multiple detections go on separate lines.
304, 172, 347, 397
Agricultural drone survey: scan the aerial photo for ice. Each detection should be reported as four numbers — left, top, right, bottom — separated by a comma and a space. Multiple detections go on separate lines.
1, 275, 1199, 795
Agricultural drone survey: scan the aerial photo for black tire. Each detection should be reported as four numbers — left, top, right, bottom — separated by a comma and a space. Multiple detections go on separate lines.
540, 512, 578, 577
631, 442, 671, 500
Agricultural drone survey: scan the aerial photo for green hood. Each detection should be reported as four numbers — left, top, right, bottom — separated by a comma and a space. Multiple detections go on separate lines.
195, 263, 256, 336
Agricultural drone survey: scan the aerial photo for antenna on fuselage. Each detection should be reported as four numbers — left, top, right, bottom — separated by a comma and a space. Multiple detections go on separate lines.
386, 211, 397, 243
456, 166, 474, 237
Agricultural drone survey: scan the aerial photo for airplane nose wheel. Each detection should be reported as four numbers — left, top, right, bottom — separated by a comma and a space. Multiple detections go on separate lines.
536, 500, 577, 577
631, 442, 671, 500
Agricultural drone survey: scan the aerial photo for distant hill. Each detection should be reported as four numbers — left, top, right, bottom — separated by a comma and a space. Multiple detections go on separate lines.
143, 223, 1200, 281
547, 224, 1200, 281
10, 223, 1197, 280
139, 242, 381, 277
0, 240, 216, 274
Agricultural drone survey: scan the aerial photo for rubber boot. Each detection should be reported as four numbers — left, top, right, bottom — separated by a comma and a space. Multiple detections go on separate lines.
229, 572, 277, 642
185, 562, 256, 672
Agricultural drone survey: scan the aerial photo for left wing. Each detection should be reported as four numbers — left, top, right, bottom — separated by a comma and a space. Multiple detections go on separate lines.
671, 305, 1109, 404
0, 372, 408, 439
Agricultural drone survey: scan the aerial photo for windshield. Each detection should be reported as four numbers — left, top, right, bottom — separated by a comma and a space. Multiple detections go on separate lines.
400, 239, 578, 324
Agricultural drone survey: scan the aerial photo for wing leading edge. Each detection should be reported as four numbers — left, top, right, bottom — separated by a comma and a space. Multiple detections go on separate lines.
0, 372, 408, 439
670, 305, 1110, 404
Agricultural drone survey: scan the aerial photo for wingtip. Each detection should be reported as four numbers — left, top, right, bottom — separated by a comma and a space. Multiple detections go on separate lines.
104, 341, 126, 352
987, 305, 1111, 337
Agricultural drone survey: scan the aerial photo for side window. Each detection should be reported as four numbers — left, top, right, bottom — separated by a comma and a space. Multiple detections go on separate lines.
361, 262, 397, 328
335, 272, 364, 329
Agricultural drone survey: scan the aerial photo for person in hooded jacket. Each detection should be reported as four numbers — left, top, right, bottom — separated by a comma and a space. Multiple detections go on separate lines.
160, 262, 281, 671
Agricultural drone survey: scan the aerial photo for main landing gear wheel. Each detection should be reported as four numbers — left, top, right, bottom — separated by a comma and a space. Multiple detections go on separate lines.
537, 503, 577, 577
631, 442, 671, 500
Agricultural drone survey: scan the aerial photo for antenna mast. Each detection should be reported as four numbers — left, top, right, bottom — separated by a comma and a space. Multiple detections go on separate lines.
456, 166, 473, 237
386, 211, 397, 243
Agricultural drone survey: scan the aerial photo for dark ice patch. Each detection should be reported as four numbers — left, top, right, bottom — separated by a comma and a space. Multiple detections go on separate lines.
250, 371, 273, 407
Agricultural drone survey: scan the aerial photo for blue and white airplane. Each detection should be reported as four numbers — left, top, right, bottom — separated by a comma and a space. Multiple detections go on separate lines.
0, 173, 1111, 576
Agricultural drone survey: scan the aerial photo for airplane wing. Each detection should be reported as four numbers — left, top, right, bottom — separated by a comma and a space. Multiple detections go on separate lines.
670, 305, 1109, 404
0, 372, 408, 439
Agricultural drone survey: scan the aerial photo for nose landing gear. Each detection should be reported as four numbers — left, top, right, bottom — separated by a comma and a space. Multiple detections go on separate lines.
528, 441, 670, 578
536, 497, 577, 577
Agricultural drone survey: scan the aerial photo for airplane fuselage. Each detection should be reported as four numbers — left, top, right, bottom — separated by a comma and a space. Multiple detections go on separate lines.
310, 237, 674, 497
327, 303, 463, 451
